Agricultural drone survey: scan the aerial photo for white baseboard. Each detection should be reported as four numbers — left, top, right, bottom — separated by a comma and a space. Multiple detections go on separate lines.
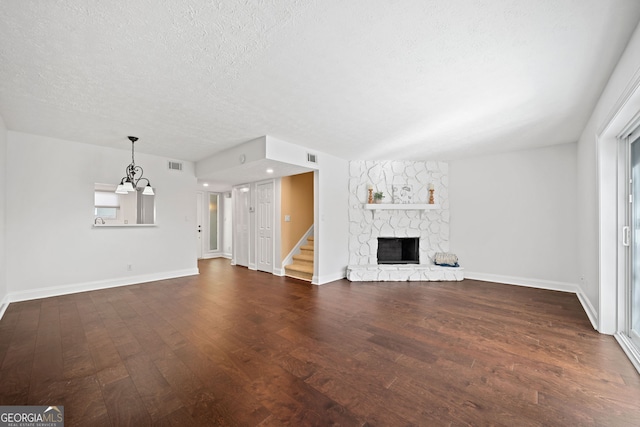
7, 268, 200, 304
0, 294, 9, 321
201, 253, 232, 260
577, 291, 598, 330
273, 268, 285, 276
313, 270, 347, 285
615, 332, 640, 375
464, 272, 579, 293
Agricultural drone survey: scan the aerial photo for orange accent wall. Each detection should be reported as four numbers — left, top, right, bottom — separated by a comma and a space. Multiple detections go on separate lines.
281, 172, 314, 261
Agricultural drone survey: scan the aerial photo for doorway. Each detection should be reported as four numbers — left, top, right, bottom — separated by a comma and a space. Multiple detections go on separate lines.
196, 192, 203, 259
234, 186, 250, 267
256, 181, 274, 273
627, 127, 640, 351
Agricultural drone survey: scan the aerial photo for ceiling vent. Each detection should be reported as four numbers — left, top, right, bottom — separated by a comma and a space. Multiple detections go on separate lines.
307, 153, 318, 164
168, 161, 183, 171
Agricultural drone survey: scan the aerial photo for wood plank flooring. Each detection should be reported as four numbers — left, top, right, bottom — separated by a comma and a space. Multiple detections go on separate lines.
0, 258, 639, 426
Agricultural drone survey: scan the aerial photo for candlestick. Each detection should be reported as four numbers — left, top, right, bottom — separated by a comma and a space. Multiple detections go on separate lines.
428, 188, 435, 204
368, 188, 374, 204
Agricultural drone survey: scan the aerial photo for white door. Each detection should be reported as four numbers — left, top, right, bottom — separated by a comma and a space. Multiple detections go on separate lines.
196, 192, 203, 259
257, 181, 274, 273
235, 187, 250, 267
629, 128, 640, 350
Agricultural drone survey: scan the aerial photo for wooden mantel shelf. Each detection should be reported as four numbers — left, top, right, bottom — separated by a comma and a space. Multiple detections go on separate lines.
363, 203, 440, 210
363, 203, 440, 218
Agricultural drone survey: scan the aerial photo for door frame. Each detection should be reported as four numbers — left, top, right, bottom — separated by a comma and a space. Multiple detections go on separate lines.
598, 72, 640, 373
621, 126, 640, 353
232, 184, 251, 267
196, 192, 203, 259
256, 180, 275, 273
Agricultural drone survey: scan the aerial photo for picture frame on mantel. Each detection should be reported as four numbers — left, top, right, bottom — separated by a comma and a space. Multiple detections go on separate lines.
392, 184, 413, 204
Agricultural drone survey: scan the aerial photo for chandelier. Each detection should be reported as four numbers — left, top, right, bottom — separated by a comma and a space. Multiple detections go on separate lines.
115, 136, 155, 195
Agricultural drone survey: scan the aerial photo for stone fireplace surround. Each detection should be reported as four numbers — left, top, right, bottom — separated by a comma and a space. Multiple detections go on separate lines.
346, 160, 464, 281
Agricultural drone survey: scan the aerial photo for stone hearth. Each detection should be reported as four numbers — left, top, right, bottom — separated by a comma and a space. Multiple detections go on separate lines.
346, 264, 464, 281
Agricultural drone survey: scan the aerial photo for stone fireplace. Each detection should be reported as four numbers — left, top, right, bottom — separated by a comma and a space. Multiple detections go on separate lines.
346, 160, 463, 281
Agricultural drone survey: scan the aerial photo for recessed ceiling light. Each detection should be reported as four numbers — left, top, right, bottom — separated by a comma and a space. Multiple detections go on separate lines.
203, 183, 209, 187
266, 168, 274, 174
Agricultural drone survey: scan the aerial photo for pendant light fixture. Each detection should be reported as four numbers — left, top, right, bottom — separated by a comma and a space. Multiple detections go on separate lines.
115, 136, 155, 196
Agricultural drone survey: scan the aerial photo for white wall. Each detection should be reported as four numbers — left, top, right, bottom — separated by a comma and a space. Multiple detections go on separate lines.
450, 143, 578, 291
196, 136, 267, 178
577, 21, 640, 332
0, 115, 7, 313
315, 154, 350, 284
6, 132, 198, 301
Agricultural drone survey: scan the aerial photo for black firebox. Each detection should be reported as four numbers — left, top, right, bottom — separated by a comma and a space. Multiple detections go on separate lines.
377, 237, 419, 264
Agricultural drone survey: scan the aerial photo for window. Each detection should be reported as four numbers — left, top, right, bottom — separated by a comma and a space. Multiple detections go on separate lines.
94, 190, 120, 220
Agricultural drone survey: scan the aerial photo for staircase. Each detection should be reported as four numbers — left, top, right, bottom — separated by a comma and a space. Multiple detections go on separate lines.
284, 236, 314, 282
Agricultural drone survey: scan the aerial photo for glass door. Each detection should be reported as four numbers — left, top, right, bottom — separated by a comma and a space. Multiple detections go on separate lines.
629, 129, 640, 349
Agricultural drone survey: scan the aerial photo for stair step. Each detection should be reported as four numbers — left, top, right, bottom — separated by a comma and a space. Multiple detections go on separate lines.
285, 263, 314, 274
285, 235, 314, 282
285, 263, 313, 282
285, 269, 313, 282
293, 253, 314, 263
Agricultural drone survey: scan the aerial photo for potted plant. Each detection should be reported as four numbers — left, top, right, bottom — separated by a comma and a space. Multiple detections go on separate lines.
373, 191, 384, 203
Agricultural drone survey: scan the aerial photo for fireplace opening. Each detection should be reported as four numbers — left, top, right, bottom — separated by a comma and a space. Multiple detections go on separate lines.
377, 237, 419, 264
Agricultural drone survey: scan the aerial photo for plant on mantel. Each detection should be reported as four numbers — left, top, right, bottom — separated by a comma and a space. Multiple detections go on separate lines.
373, 192, 384, 203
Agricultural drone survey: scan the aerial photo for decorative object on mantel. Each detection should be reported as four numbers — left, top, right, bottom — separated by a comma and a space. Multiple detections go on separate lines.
428, 183, 435, 204
392, 184, 413, 204
367, 185, 374, 204
433, 252, 459, 267
373, 191, 385, 203
115, 136, 155, 196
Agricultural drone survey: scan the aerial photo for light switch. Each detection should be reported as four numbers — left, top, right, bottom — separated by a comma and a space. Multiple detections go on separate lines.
284, 215, 291, 222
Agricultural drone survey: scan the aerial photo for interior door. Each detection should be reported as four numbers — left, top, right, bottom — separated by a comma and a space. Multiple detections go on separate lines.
257, 181, 274, 273
196, 192, 203, 259
235, 187, 250, 267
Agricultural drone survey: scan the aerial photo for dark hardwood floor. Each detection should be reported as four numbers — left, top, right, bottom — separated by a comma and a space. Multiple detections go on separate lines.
0, 259, 639, 426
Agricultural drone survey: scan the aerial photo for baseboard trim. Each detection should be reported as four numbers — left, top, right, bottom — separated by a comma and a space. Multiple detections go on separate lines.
464, 272, 579, 293
8, 268, 200, 303
201, 253, 232, 260
313, 270, 347, 285
273, 268, 285, 276
0, 294, 10, 321
577, 291, 599, 330
614, 332, 640, 375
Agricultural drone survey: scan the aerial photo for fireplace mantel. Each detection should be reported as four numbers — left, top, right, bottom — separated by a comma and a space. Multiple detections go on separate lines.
363, 203, 440, 218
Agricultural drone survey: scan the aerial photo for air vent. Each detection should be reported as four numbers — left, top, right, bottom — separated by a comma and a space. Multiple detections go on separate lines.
168, 161, 183, 171
307, 153, 318, 164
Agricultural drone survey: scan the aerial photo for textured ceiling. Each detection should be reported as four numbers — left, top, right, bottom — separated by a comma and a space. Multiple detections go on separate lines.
1, 0, 640, 162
